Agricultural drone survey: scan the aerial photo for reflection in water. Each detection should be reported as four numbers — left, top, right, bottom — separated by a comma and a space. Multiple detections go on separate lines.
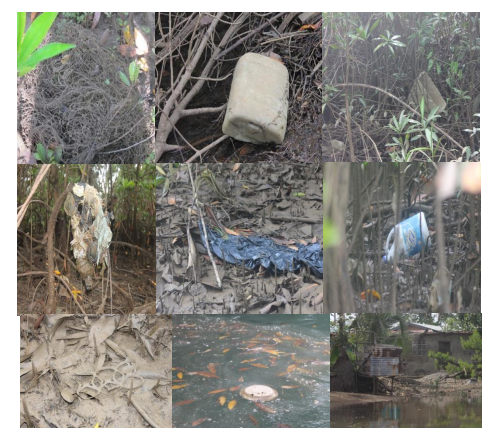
331, 395, 482, 428
173, 315, 330, 428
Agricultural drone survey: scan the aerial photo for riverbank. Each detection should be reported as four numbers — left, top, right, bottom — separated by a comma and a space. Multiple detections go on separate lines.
330, 392, 396, 411
331, 373, 482, 411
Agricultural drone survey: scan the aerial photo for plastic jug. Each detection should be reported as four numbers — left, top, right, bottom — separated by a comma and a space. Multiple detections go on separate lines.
383, 212, 431, 263
222, 53, 289, 144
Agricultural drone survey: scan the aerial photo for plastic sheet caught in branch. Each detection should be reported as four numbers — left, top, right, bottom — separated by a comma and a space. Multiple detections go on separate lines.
199, 222, 323, 278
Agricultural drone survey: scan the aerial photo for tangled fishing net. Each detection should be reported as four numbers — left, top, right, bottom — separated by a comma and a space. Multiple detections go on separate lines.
18, 21, 153, 163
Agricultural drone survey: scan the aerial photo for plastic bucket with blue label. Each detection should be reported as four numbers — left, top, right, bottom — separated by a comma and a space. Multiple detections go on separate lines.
383, 212, 431, 263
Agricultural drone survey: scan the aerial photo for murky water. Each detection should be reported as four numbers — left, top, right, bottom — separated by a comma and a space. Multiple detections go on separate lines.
173, 315, 330, 428
331, 395, 482, 428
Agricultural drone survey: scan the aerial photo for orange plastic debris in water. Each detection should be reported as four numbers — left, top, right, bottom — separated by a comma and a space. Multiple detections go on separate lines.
228, 400, 237, 410
219, 396, 226, 406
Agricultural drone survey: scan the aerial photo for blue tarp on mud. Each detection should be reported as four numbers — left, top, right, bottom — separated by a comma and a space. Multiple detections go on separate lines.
200, 223, 323, 278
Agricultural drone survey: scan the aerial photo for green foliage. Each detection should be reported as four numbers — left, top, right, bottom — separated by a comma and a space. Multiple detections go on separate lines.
119, 62, 139, 87
119, 71, 131, 86
115, 13, 129, 28
61, 12, 90, 24
17, 12, 76, 77
330, 313, 410, 371
144, 152, 155, 164
373, 30, 406, 55
34, 143, 62, 164
324, 13, 480, 160
129, 61, 139, 83
385, 104, 442, 161
440, 313, 482, 332
428, 329, 482, 378
121, 178, 136, 190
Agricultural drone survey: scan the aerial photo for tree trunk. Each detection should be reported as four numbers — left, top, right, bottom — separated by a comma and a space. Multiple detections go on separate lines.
324, 164, 356, 312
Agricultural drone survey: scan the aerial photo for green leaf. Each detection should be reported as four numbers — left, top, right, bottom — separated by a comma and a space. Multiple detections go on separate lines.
373, 43, 384, 53
129, 61, 139, 83
427, 106, 440, 122
425, 128, 433, 149
420, 96, 425, 118
17, 65, 35, 77
17, 12, 26, 53
119, 71, 130, 86
370, 19, 380, 33
35, 143, 46, 162
18, 12, 58, 65
18, 42, 76, 74
156, 165, 166, 176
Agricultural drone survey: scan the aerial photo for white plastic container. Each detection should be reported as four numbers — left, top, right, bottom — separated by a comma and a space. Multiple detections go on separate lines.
383, 212, 431, 263
222, 52, 289, 144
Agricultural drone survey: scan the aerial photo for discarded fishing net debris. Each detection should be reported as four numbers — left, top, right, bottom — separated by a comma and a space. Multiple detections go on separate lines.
17, 21, 153, 164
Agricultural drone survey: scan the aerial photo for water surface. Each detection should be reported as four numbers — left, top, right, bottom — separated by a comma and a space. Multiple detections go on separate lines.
331, 395, 482, 428
173, 315, 330, 428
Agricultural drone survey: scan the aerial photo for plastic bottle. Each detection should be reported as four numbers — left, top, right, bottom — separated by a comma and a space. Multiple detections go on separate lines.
383, 212, 431, 263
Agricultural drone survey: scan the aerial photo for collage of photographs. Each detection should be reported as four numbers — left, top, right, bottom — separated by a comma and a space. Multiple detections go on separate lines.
16, 12, 481, 429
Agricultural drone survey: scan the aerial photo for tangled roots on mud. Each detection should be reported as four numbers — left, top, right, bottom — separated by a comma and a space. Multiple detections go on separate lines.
18, 21, 153, 163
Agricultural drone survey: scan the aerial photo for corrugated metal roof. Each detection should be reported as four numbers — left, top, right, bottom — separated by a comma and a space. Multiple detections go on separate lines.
392, 322, 442, 332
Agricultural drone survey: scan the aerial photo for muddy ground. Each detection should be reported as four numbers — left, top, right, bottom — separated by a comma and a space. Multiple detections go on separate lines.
20, 314, 172, 428
156, 164, 323, 314
330, 373, 482, 411
17, 240, 156, 315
